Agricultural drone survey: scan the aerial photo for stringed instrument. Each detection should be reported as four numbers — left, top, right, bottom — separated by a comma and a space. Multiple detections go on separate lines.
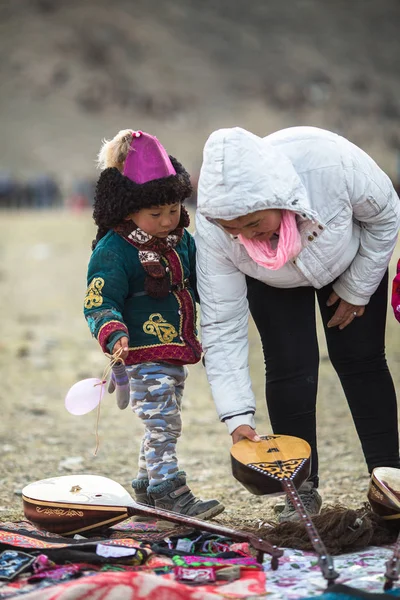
231, 435, 339, 586
231, 434, 311, 495
22, 474, 283, 567
368, 467, 400, 591
368, 467, 400, 521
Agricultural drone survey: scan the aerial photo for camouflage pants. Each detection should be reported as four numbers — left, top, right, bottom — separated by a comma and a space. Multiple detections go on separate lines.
126, 362, 188, 486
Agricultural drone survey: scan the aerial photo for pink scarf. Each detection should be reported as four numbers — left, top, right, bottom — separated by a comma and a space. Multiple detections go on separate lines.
238, 210, 302, 270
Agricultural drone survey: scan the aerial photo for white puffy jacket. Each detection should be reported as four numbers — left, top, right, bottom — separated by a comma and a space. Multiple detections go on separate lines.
195, 126, 400, 433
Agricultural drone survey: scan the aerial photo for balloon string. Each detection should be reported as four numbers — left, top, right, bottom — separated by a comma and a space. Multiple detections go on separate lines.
93, 348, 126, 455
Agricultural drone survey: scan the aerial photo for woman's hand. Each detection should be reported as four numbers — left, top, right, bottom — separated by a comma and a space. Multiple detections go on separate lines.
231, 425, 261, 445
326, 292, 365, 330
112, 336, 129, 360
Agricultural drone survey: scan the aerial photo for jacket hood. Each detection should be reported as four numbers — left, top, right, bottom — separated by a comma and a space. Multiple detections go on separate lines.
197, 127, 316, 221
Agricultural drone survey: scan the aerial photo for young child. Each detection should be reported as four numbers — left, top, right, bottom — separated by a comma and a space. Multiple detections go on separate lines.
392, 259, 400, 323
84, 129, 224, 520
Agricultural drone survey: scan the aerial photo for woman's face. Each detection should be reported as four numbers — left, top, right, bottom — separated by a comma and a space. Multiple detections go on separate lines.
216, 209, 282, 241
126, 203, 181, 238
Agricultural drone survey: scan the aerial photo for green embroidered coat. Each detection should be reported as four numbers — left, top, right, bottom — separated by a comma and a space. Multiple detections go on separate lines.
84, 230, 202, 365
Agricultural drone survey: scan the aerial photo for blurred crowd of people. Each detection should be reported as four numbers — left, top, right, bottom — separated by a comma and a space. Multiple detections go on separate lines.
0, 172, 200, 210
0, 172, 94, 210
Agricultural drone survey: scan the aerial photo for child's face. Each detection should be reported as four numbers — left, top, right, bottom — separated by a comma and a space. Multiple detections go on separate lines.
127, 203, 181, 238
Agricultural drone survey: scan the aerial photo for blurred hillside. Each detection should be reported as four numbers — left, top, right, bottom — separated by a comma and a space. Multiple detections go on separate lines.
0, 0, 399, 184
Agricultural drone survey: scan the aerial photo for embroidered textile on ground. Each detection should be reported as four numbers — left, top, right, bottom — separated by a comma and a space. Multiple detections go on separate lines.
0, 520, 400, 599
0, 520, 265, 599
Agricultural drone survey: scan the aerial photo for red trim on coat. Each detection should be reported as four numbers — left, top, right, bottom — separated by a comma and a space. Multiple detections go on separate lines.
165, 248, 202, 360
98, 321, 129, 353
125, 343, 201, 366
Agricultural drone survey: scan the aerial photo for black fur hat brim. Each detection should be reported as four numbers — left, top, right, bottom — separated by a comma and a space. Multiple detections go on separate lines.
93, 156, 192, 230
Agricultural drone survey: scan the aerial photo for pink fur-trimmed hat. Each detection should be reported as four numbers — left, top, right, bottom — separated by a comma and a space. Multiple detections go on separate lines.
93, 130, 192, 234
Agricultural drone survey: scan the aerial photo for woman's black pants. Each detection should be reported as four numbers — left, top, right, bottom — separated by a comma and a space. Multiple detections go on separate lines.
246, 271, 400, 487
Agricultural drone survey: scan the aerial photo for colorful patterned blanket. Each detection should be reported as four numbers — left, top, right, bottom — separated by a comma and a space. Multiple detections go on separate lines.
0, 520, 399, 599
0, 520, 265, 599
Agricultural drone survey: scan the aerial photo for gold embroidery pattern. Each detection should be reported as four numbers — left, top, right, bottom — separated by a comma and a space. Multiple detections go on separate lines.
143, 313, 178, 343
36, 507, 84, 517
84, 278, 105, 309
249, 458, 306, 480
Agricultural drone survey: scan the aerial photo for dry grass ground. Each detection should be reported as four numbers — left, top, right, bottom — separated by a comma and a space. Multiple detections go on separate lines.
0, 209, 400, 531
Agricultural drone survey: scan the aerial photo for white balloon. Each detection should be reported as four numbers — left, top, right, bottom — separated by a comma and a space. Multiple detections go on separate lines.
65, 378, 105, 415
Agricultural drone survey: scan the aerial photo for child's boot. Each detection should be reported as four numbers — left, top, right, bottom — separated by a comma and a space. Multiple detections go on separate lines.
131, 478, 155, 522
148, 471, 225, 521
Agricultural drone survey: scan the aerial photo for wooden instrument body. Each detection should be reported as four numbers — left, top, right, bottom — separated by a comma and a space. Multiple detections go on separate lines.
22, 475, 135, 536
368, 467, 400, 521
230, 435, 340, 585
231, 435, 311, 495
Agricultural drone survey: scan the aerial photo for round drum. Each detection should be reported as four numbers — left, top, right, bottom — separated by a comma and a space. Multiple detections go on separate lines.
368, 467, 400, 521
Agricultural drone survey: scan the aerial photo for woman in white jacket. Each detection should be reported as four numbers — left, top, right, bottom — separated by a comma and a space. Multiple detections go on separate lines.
195, 126, 400, 522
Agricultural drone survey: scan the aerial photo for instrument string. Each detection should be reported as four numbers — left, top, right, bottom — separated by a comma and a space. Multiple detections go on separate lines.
93, 348, 125, 455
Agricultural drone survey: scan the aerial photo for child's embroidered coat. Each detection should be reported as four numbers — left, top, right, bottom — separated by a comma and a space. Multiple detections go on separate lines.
84, 229, 202, 365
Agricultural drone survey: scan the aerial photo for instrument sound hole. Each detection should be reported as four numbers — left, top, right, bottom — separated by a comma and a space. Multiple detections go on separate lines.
267, 448, 279, 453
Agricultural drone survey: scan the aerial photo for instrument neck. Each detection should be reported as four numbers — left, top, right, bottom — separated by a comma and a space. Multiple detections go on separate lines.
126, 505, 283, 564
282, 480, 338, 585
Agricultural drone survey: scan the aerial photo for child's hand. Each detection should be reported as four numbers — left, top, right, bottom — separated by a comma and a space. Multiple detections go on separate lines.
112, 336, 129, 360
